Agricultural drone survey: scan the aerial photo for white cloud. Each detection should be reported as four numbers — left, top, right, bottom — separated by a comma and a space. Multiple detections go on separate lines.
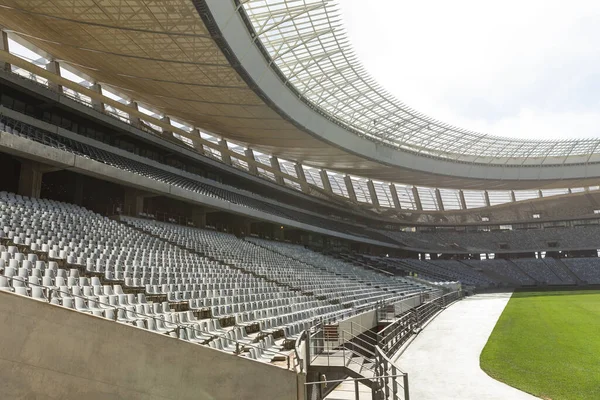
340, 0, 600, 139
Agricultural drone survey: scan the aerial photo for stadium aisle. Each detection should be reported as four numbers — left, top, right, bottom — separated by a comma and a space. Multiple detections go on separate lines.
396, 293, 538, 400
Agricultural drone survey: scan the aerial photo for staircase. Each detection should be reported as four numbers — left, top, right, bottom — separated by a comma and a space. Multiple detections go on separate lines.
304, 323, 409, 400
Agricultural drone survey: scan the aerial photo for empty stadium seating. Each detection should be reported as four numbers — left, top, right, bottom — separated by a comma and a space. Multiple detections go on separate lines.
0, 191, 432, 368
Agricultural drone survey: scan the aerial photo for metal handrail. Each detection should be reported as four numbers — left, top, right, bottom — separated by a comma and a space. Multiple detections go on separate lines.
0, 274, 294, 368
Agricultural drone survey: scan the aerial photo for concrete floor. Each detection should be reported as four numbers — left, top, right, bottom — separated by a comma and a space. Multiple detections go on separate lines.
396, 293, 539, 400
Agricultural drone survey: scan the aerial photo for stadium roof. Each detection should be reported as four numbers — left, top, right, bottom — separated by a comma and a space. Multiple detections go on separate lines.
2, 0, 600, 190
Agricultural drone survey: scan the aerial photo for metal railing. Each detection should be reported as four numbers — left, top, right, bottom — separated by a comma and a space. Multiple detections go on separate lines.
305, 373, 408, 400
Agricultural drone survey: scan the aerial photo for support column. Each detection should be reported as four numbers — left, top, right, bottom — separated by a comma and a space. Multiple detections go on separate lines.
270, 156, 284, 185
344, 175, 357, 202
0, 31, 10, 72
435, 188, 444, 211
123, 188, 145, 217
245, 149, 258, 175
18, 160, 43, 199
45, 60, 62, 93
161, 116, 173, 139
367, 180, 380, 207
412, 186, 423, 211
319, 169, 333, 193
484, 190, 491, 207
538, 189, 544, 198
191, 207, 206, 228
219, 139, 232, 165
389, 184, 402, 209
510, 190, 517, 202
128, 101, 142, 128
192, 128, 205, 154
295, 163, 310, 193
459, 190, 467, 210
90, 83, 104, 112
73, 174, 84, 206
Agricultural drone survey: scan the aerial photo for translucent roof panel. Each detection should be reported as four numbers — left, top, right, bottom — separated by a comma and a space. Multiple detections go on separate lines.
351, 177, 372, 204
514, 190, 540, 202
488, 190, 513, 206
327, 171, 349, 198
463, 190, 487, 209
372, 181, 394, 208
416, 187, 439, 211
303, 166, 324, 189
241, 0, 600, 162
439, 189, 462, 210
394, 184, 417, 210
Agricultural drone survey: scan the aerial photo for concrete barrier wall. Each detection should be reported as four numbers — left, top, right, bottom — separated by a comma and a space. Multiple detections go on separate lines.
0, 291, 303, 400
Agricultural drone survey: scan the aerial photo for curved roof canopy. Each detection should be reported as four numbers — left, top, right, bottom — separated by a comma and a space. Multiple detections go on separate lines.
2, 0, 600, 190
240, 0, 600, 160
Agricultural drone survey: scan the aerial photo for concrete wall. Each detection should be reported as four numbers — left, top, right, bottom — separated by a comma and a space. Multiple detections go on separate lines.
0, 291, 304, 400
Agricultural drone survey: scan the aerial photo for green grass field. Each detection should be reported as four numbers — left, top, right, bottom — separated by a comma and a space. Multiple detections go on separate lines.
480, 290, 600, 400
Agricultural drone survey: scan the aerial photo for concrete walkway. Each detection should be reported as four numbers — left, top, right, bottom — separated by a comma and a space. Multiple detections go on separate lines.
396, 293, 538, 400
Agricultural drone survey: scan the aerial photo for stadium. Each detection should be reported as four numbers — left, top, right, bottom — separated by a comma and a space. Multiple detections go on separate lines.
0, 1, 598, 399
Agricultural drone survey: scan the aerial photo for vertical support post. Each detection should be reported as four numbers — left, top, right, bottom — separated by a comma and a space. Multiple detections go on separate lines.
270, 156, 285, 185
45, 60, 62, 93
510, 190, 517, 202
18, 160, 43, 199
90, 83, 104, 112
412, 186, 423, 211
245, 149, 258, 175
403, 373, 410, 400
219, 139, 232, 165
459, 190, 467, 210
161, 116, 173, 139
295, 163, 310, 193
389, 183, 402, 209
128, 101, 142, 128
344, 175, 357, 202
484, 190, 491, 207
0, 31, 11, 72
435, 188, 444, 211
319, 169, 333, 193
367, 179, 380, 207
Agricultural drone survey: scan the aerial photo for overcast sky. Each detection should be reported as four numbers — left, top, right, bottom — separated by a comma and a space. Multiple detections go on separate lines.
340, 0, 600, 140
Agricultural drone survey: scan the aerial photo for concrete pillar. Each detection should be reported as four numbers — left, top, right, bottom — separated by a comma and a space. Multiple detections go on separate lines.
367, 180, 380, 207
459, 190, 467, 210
0, 31, 10, 72
319, 170, 333, 193
123, 188, 145, 216
128, 101, 142, 128
219, 139, 232, 165
270, 157, 284, 185
389, 184, 402, 209
191, 128, 205, 154
45, 60, 62, 93
435, 188, 444, 211
245, 149, 258, 175
412, 186, 423, 211
344, 175, 357, 202
161, 116, 173, 139
510, 190, 517, 202
484, 190, 491, 207
73, 174, 84, 205
294, 163, 310, 193
18, 160, 43, 199
90, 83, 104, 112
191, 207, 206, 228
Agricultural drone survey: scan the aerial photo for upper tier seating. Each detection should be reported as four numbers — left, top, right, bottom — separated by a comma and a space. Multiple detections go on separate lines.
379, 226, 600, 253
0, 116, 384, 242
